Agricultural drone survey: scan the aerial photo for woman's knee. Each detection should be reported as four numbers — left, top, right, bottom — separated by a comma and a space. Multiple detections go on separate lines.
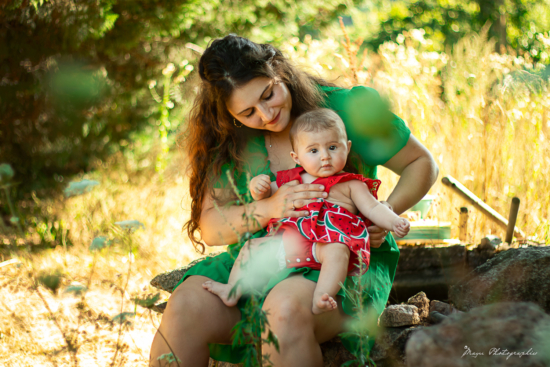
265, 295, 313, 332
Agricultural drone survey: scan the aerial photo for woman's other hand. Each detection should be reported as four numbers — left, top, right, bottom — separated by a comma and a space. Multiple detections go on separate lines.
266, 180, 327, 218
250, 174, 272, 201
368, 201, 394, 248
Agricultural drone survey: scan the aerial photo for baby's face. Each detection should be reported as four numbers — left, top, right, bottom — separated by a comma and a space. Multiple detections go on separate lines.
291, 127, 351, 178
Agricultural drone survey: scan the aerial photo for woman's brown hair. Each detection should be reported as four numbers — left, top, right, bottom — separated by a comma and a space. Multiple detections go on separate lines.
181, 34, 335, 253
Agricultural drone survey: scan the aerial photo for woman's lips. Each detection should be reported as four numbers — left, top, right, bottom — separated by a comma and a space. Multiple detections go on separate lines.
268, 111, 281, 125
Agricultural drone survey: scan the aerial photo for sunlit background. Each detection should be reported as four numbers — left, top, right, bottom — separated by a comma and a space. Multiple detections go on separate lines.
1, 0, 549, 365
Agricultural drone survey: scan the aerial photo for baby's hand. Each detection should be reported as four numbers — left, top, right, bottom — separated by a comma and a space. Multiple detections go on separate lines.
392, 218, 410, 238
249, 174, 272, 201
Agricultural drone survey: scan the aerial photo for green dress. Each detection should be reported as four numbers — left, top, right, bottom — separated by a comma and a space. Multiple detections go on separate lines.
173, 85, 411, 363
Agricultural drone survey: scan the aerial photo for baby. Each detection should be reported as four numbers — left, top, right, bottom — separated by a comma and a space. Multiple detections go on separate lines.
203, 108, 410, 314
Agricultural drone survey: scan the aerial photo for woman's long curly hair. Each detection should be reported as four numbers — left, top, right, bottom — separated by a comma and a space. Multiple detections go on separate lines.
182, 34, 334, 253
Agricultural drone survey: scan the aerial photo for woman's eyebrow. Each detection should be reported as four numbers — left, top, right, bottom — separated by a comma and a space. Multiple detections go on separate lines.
237, 83, 272, 115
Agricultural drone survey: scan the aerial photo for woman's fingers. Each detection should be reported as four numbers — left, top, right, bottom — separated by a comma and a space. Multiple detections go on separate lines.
368, 225, 387, 248
292, 183, 325, 192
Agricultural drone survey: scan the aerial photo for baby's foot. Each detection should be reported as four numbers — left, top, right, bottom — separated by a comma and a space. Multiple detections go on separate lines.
312, 293, 337, 314
202, 281, 240, 307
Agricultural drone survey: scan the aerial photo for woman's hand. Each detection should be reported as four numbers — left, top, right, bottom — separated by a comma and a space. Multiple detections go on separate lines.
265, 180, 327, 218
368, 201, 394, 248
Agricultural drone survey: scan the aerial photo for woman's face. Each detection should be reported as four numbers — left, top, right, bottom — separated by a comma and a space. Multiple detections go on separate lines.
226, 77, 292, 132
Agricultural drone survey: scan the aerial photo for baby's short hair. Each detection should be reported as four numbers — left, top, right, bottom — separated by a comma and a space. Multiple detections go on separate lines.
290, 108, 347, 150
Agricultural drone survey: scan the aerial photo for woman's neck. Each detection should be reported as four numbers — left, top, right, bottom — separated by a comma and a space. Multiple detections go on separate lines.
267, 118, 293, 142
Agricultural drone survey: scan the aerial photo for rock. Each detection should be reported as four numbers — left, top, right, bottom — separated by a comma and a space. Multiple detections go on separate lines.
405, 302, 550, 367
150, 251, 224, 293
427, 311, 447, 324
449, 246, 550, 312
379, 305, 421, 327
319, 337, 355, 367
429, 300, 453, 316
468, 241, 497, 269
371, 326, 422, 366
407, 292, 430, 319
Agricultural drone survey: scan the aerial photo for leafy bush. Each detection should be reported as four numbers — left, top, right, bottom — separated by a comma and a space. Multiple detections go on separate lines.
0, 0, 359, 195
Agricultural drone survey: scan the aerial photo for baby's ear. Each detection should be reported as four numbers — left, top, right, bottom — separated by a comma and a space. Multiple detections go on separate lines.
347, 140, 352, 151
290, 151, 300, 165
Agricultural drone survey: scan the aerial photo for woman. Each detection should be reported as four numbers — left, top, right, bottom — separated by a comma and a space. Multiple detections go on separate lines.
149, 34, 438, 366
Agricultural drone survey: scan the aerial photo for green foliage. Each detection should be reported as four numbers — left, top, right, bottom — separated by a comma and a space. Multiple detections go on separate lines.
339, 260, 376, 366
132, 292, 161, 309
89, 236, 112, 251
111, 312, 135, 327
0, 0, 360, 196
354, 0, 550, 56
157, 353, 182, 365
64, 282, 89, 296
0, 164, 14, 183
63, 179, 100, 198
37, 268, 64, 293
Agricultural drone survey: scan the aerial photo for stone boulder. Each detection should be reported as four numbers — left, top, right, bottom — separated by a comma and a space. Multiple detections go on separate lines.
406, 302, 550, 367
407, 292, 429, 319
449, 246, 550, 312
429, 300, 459, 316
379, 305, 421, 327
371, 326, 423, 367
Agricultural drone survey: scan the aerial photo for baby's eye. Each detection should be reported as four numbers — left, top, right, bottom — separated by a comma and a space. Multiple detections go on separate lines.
329, 145, 337, 150
310, 149, 318, 153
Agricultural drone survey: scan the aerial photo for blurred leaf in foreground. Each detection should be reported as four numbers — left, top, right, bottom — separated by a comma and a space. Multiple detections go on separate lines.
89, 236, 112, 251
0, 163, 14, 183
132, 293, 161, 309
64, 282, 88, 296
37, 270, 63, 293
64, 179, 99, 197
115, 220, 145, 231
112, 312, 135, 327
157, 353, 182, 364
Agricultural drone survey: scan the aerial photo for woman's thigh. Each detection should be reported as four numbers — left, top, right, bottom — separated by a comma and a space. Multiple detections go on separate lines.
262, 274, 348, 343
160, 275, 241, 343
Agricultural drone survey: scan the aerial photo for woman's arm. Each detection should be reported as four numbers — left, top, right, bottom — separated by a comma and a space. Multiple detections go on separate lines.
382, 134, 439, 215
200, 182, 327, 246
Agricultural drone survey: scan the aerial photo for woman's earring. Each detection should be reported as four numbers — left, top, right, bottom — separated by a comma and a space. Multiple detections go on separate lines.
233, 119, 243, 128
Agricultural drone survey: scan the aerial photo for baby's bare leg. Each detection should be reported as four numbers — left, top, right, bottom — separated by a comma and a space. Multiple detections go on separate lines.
311, 242, 350, 315
202, 236, 280, 307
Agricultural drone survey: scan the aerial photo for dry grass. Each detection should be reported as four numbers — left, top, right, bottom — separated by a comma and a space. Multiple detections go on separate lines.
0, 153, 218, 366
282, 28, 550, 244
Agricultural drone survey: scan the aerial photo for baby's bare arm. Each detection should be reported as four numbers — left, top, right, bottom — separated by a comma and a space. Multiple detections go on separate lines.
349, 180, 410, 236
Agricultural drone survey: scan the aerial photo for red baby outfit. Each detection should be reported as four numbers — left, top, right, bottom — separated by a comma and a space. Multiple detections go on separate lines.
266, 167, 381, 276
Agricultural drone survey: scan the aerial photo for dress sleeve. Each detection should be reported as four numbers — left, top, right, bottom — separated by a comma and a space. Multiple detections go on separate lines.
322, 86, 411, 167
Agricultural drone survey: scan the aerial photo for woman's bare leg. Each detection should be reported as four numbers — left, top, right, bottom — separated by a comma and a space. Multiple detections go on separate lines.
203, 237, 280, 307
312, 242, 350, 314
149, 275, 241, 367
262, 275, 349, 367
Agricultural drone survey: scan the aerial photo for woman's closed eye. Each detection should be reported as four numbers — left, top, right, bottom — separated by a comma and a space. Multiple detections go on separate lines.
245, 90, 274, 118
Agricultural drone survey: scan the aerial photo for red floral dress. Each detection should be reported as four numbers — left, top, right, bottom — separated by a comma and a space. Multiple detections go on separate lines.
267, 167, 381, 275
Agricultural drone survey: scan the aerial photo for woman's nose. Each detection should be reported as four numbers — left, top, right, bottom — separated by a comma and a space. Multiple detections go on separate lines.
257, 103, 274, 122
